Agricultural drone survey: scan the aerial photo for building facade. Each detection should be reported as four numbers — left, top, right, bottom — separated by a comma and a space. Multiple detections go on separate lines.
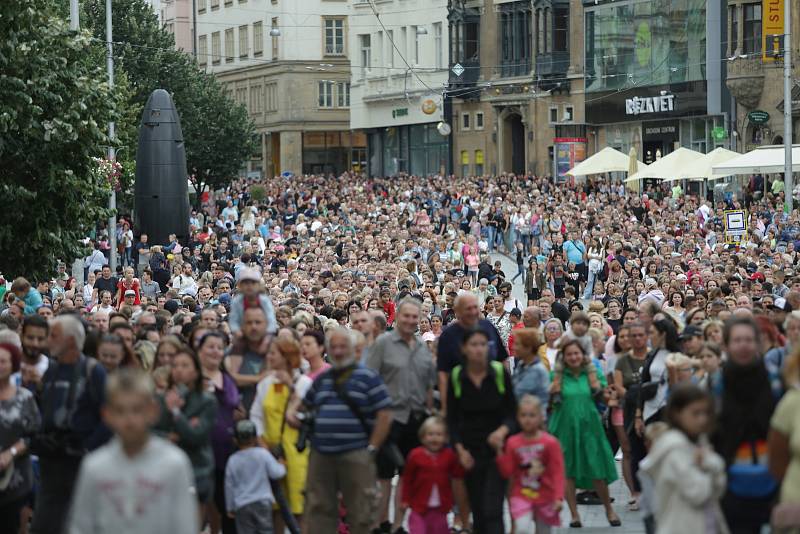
447, 0, 588, 178
584, 0, 732, 169
725, 0, 800, 152
349, 0, 451, 177
196, 0, 364, 178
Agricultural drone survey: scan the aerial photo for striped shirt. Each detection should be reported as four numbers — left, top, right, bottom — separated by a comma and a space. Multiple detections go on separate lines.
303, 365, 392, 454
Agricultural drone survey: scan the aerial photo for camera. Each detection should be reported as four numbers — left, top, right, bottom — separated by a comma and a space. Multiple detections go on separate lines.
295, 411, 315, 453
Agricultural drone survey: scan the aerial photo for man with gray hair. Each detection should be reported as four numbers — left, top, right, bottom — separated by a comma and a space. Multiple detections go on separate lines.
367, 298, 435, 533
31, 314, 108, 534
289, 326, 392, 534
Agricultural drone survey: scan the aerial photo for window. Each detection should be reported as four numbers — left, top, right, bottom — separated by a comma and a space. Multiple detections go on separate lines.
475, 112, 484, 130
359, 34, 371, 79
434, 23, 443, 69
198, 0, 206, 12
318, 81, 334, 108
563, 105, 574, 122
166, 23, 174, 34
225, 29, 234, 62
265, 82, 278, 111
253, 22, 263, 56
553, 7, 568, 52
461, 113, 470, 130
743, 3, 761, 54
198, 35, 208, 65
376, 31, 383, 67
386, 30, 394, 68
324, 18, 345, 55
549, 106, 558, 123
211, 32, 221, 64
729, 5, 739, 54
461, 151, 470, 177
400, 27, 407, 63
210, 0, 219, 9
239, 25, 248, 58
543, 8, 550, 53
337, 82, 350, 108
250, 85, 262, 113
498, 3, 531, 77
224, 0, 232, 6
271, 18, 279, 59
451, 20, 479, 64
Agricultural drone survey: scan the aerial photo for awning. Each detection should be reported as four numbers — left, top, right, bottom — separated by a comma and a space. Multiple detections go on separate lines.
711, 145, 800, 177
566, 146, 648, 176
625, 147, 705, 182
661, 147, 742, 182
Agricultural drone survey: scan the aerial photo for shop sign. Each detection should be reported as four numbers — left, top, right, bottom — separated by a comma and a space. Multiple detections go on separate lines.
625, 93, 676, 116
748, 110, 770, 124
392, 108, 409, 118
712, 127, 728, 140
421, 99, 437, 115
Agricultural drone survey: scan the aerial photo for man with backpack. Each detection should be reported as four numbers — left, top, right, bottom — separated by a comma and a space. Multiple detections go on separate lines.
30, 314, 108, 534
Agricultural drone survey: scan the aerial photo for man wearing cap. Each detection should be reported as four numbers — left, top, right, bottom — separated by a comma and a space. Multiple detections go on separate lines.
367, 298, 435, 534
679, 325, 704, 359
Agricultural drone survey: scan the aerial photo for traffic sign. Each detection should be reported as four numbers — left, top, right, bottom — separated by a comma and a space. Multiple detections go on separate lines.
451, 63, 465, 77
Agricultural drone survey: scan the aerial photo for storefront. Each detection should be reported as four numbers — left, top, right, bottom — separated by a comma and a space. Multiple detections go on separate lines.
367, 123, 450, 177
584, 0, 731, 159
302, 131, 367, 176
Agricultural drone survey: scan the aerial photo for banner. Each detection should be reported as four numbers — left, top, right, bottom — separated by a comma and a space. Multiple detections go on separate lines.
763, 0, 784, 62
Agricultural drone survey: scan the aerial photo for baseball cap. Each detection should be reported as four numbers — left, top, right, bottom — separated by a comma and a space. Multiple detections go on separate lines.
773, 298, 793, 312
679, 325, 703, 340
124, 289, 136, 297
238, 267, 261, 283
234, 420, 258, 441
510, 308, 522, 318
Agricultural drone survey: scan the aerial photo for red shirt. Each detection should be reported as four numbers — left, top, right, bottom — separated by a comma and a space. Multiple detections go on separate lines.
507, 322, 524, 357
401, 447, 464, 514
383, 301, 396, 325
116, 279, 141, 306
496, 432, 565, 505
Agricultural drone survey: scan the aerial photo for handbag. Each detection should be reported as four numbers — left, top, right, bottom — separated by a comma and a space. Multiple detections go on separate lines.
332, 374, 405, 469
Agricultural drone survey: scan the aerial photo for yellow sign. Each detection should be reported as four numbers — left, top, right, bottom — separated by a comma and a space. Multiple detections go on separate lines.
421, 99, 437, 115
763, 0, 784, 62
461, 151, 470, 165
475, 150, 484, 164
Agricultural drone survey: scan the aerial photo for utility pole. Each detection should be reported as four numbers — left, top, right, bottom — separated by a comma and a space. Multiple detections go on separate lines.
106, 0, 118, 271
69, 0, 79, 30
785, 0, 793, 214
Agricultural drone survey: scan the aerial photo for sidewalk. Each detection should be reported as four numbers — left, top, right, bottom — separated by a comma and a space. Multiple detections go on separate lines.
554, 470, 645, 533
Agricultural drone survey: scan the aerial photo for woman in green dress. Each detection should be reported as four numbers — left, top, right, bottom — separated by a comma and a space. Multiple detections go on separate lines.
548, 335, 620, 528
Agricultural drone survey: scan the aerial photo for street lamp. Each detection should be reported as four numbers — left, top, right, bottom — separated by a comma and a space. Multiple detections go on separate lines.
416, 27, 428, 36
270, 27, 281, 37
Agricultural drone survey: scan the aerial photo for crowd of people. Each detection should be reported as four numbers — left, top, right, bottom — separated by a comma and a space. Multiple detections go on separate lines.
1, 171, 800, 534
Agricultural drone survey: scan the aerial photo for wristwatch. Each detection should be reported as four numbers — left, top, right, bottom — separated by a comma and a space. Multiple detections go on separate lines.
366, 444, 378, 456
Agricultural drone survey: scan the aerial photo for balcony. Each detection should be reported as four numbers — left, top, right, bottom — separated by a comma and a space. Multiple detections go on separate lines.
725, 56, 766, 109
448, 59, 480, 90
536, 51, 569, 78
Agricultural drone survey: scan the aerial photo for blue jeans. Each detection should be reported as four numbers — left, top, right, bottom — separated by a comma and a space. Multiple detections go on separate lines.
584, 268, 598, 299
487, 226, 497, 252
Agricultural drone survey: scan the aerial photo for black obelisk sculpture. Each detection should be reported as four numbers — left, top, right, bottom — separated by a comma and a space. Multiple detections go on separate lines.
134, 89, 190, 246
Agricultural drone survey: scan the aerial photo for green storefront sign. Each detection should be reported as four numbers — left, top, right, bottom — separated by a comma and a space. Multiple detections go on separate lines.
712, 126, 727, 140
748, 110, 770, 124
392, 108, 409, 118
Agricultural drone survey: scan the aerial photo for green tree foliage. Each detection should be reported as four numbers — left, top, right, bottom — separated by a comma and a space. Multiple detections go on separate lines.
82, 0, 255, 207
0, 0, 120, 281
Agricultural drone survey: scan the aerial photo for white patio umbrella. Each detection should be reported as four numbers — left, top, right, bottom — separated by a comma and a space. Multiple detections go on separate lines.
625, 147, 705, 182
711, 145, 800, 177
661, 147, 741, 182
566, 146, 647, 176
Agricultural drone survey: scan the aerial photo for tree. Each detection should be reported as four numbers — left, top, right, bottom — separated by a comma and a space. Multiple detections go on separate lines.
0, 0, 121, 281
82, 0, 255, 209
